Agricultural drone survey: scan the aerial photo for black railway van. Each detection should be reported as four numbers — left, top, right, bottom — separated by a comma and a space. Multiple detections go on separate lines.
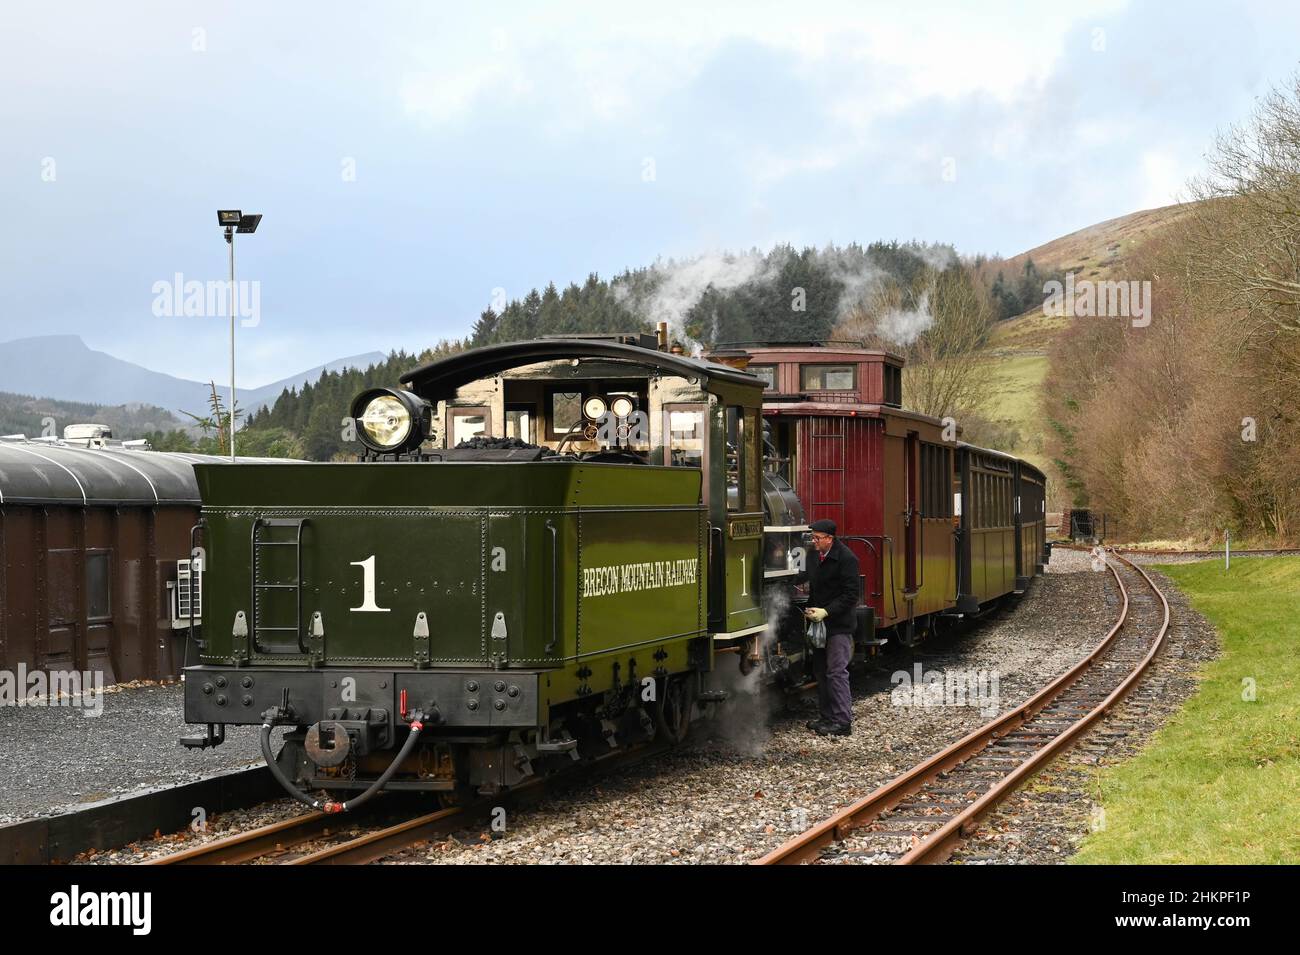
0, 439, 261, 683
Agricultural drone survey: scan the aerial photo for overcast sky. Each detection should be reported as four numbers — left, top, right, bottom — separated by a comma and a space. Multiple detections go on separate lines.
3, 0, 1298, 387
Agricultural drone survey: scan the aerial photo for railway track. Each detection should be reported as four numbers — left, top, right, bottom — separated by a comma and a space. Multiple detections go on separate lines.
146, 742, 666, 865
757, 550, 1170, 865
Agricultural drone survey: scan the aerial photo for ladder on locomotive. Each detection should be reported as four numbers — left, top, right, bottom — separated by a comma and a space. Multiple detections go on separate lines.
250, 517, 309, 654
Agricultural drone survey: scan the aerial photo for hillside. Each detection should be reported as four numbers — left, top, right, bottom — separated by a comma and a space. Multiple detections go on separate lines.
0, 391, 183, 439
976, 202, 1195, 477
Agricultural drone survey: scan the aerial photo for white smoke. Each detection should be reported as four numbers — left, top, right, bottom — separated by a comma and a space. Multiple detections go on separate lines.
697, 586, 794, 756
613, 250, 773, 354
611, 242, 959, 351
812, 246, 883, 324
875, 291, 934, 346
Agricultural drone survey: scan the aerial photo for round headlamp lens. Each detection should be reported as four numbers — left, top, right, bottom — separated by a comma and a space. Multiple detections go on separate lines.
359, 395, 412, 449
611, 396, 635, 418
583, 396, 607, 419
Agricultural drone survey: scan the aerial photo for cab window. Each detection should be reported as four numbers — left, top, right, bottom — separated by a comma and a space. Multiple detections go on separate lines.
665, 404, 705, 468
744, 408, 761, 510
450, 406, 490, 446
547, 390, 583, 440
505, 404, 534, 443
725, 407, 741, 510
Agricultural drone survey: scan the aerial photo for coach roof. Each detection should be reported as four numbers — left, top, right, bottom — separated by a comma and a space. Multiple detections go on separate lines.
0, 442, 279, 506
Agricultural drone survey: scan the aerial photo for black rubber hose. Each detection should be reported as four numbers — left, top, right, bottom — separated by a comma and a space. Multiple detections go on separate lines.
260, 713, 425, 814
334, 714, 424, 813
260, 721, 326, 811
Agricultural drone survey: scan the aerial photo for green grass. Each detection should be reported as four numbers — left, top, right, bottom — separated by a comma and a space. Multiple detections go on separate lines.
1073, 557, 1300, 864
977, 354, 1049, 470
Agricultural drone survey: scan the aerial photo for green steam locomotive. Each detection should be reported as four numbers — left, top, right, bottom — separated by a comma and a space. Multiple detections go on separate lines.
182, 334, 808, 809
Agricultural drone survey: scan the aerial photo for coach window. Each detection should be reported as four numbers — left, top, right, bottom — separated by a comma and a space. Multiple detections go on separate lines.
86, 551, 111, 621
450, 406, 491, 447
750, 365, 776, 391
921, 445, 951, 519
800, 364, 856, 391
884, 364, 903, 406
665, 404, 706, 469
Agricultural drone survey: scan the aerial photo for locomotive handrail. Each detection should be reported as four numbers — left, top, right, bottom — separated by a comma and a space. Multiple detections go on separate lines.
708, 524, 725, 631
545, 520, 559, 655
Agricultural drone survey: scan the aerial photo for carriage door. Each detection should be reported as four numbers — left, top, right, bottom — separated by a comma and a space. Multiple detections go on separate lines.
904, 431, 919, 595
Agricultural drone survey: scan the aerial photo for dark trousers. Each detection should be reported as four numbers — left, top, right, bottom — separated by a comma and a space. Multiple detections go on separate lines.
812, 632, 854, 726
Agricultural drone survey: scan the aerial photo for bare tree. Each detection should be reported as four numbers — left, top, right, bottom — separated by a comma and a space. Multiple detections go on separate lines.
834, 263, 994, 421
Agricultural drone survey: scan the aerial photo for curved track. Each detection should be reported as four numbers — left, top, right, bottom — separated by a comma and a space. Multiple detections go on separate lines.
757, 551, 1170, 865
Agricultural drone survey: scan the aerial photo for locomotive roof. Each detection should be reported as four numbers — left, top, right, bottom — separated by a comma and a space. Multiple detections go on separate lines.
400, 338, 763, 397
0, 441, 283, 506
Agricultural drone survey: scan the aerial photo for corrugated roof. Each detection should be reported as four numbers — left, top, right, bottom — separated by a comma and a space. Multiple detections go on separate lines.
0, 442, 289, 506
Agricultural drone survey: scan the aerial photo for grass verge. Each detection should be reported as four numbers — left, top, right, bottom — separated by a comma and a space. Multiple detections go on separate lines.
1073, 557, 1300, 864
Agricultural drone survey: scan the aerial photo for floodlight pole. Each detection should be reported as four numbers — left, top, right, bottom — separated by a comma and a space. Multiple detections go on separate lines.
226, 226, 237, 462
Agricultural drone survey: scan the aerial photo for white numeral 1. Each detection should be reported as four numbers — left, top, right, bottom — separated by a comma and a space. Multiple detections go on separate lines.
350, 555, 390, 612
740, 554, 748, 597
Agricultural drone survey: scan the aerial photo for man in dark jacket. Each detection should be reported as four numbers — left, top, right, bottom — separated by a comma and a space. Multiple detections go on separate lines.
795, 518, 860, 736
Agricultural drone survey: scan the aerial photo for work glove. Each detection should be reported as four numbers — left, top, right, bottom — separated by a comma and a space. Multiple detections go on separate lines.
806, 607, 828, 622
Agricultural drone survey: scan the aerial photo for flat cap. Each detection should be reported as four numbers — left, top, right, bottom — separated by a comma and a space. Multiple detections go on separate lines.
810, 518, 837, 535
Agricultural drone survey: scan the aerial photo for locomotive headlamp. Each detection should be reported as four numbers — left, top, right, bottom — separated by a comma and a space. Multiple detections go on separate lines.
583, 396, 607, 419
610, 396, 635, 418
351, 388, 431, 455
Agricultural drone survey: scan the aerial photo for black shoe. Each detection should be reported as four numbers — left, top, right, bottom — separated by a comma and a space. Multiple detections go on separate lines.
815, 722, 852, 737
806, 719, 830, 732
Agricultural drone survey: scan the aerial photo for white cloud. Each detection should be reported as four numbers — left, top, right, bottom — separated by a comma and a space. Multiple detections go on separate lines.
1138, 149, 1196, 208
400, 59, 532, 124
392, 1, 1128, 133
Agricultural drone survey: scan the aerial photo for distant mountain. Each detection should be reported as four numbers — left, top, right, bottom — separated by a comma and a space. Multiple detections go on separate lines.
0, 335, 385, 417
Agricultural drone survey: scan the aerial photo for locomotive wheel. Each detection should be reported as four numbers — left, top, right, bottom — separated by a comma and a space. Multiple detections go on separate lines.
655, 675, 695, 744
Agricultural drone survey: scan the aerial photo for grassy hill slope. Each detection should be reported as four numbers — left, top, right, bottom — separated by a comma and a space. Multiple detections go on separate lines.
976, 202, 1193, 477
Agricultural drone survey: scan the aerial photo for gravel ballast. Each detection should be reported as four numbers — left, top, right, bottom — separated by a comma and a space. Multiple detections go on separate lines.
0, 681, 264, 825
388, 548, 1122, 864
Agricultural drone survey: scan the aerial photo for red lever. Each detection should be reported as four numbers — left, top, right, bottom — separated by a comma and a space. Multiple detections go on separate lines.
400, 688, 408, 719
